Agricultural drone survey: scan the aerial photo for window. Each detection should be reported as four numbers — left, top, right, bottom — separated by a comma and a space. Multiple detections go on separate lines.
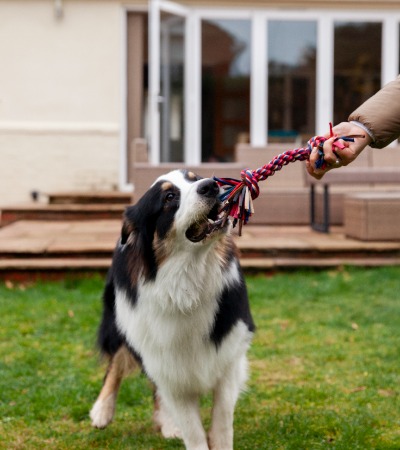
334, 22, 382, 123
201, 19, 251, 162
267, 21, 317, 142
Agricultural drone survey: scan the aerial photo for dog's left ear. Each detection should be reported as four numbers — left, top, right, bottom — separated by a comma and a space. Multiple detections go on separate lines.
121, 208, 135, 245
120, 183, 164, 246
120, 221, 132, 245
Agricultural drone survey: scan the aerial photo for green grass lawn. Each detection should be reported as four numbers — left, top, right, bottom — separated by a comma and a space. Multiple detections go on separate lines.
0, 267, 399, 449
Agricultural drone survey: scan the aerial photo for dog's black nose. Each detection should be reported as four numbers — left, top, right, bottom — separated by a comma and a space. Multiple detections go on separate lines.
197, 179, 219, 198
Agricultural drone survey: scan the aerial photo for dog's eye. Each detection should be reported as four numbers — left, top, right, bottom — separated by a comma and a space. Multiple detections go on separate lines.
165, 192, 175, 202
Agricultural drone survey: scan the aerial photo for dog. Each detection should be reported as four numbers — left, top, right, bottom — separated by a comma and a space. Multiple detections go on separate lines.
90, 169, 255, 450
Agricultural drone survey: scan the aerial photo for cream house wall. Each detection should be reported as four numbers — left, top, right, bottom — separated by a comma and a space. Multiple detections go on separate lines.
0, 0, 123, 204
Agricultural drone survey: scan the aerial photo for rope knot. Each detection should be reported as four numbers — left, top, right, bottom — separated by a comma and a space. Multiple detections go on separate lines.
240, 169, 260, 200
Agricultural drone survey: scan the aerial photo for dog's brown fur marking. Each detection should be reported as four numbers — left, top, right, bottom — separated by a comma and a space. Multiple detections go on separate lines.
97, 345, 139, 402
161, 181, 173, 191
215, 235, 239, 267
153, 228, 176, 267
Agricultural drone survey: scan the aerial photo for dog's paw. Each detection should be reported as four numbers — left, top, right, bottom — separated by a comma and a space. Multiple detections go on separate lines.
89, 394, 116, 429
208, 431, 233, 450
161, 424, 183, 439
153, 409, 182, 439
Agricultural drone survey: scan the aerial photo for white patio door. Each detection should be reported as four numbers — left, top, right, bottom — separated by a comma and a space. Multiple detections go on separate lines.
149, 0, 197, 164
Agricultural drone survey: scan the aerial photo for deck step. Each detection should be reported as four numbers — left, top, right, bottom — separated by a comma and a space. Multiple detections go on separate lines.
1, 256, 400, 280
47, 191, 133, 205
1, 204, 126, 226
240, 257, 400, 270
1, 190, 133, 227
1, 238, 399, 260
0, 258, 111, 270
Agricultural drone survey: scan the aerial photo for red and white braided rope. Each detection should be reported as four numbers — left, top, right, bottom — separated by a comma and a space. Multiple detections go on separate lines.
214, 134, 333, 235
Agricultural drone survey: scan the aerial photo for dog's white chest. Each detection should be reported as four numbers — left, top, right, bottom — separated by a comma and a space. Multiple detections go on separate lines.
116, 292, 215, 393
114, 256, 249, 395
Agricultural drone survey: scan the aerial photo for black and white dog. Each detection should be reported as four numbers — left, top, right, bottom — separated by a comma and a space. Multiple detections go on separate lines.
90, 170, 255, 450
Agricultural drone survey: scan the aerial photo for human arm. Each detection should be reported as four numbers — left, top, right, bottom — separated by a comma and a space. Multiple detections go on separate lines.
349, 75, 400, 149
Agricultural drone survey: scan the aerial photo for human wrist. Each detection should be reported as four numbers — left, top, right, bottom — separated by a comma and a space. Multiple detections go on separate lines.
349, 121, 374, 144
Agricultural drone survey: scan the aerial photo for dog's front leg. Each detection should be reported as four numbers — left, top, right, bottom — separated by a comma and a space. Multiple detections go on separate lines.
208, 357, 248, 450
208, 381, 237, 450
160, 391, 209, 450
90, 345, 139, 429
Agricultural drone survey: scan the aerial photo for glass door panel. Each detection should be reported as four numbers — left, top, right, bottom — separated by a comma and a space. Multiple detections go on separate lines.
148, 0, 187, 164
160, 13, 185, 162
267, 20, 317, 143
201, 19, 251, 162
334, 22, 381, 124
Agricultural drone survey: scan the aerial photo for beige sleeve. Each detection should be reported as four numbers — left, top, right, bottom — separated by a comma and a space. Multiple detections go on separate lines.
348, 75, 400, 149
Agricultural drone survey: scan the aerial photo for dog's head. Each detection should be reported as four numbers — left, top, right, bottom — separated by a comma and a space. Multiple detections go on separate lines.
119, 170, 230, 280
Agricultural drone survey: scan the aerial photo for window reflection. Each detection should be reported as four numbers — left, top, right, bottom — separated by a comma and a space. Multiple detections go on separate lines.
267, 21, 317, 143
334, 22, 381, 124
201, 20, 251, 162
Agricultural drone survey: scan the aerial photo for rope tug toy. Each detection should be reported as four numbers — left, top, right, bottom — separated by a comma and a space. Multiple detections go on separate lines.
214, 123, 358, 236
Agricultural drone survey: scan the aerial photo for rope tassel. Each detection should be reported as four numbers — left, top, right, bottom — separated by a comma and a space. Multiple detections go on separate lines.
214, 126, 356, 235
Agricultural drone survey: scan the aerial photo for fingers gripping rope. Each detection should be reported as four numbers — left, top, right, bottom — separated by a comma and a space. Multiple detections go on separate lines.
214, 127, 356, 235
314, 123, 358, 170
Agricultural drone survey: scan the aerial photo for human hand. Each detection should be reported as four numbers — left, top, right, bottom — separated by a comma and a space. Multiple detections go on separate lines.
306, 122, 372, 179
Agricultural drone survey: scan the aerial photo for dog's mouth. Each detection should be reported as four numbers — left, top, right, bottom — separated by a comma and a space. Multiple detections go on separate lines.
185, 203, 228, 243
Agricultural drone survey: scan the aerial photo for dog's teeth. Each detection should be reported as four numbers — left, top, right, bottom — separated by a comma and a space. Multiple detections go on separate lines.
208, 218, 215, 224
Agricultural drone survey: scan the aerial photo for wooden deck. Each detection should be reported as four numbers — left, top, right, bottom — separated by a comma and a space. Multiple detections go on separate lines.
0, 220, 399, 279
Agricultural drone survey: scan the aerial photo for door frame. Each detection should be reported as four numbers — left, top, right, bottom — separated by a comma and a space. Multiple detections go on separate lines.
149, 0, 192, 164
